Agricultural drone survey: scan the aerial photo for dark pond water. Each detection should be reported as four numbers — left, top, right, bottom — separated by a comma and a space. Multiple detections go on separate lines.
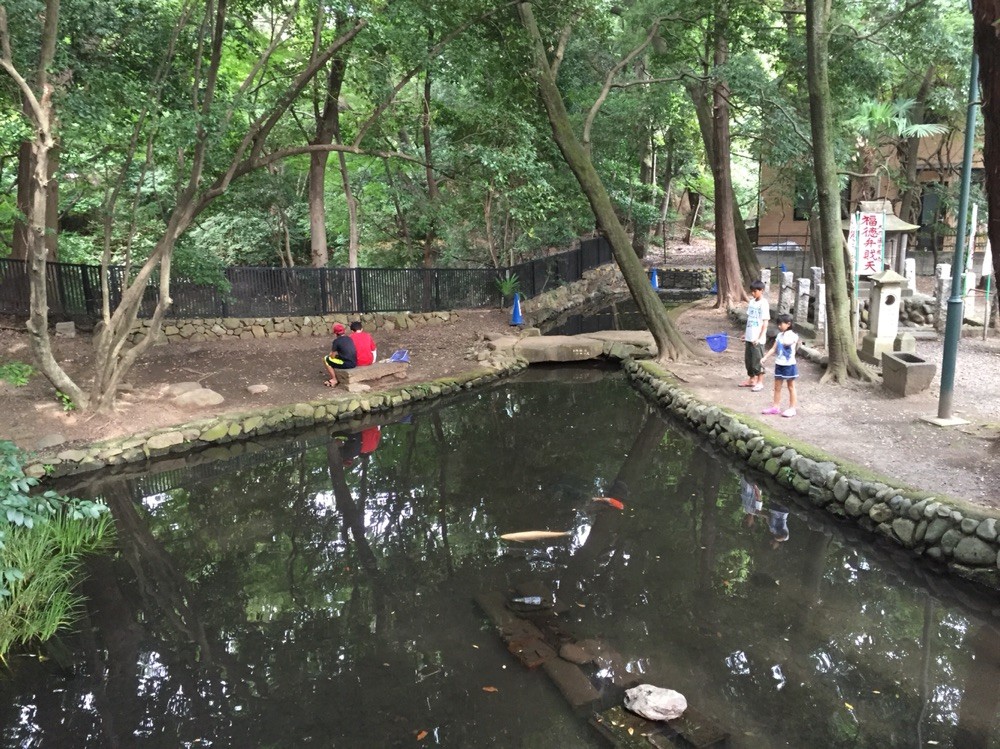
4, 368, 1000, 748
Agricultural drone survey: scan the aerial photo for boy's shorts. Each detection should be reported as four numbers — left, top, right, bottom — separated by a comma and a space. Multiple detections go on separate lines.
325, 354, 355, 370
744, 341, 764, 376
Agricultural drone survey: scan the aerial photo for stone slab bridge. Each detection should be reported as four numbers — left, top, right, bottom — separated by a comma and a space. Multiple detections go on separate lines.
484, 330, 656, 363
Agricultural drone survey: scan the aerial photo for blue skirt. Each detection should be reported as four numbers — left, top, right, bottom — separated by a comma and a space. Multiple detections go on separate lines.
774, 363, 798, 380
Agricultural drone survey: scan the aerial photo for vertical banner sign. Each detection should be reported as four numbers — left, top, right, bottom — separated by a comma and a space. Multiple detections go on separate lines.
856, 212, 885, 276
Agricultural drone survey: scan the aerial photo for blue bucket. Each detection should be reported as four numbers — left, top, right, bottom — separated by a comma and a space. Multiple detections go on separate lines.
705, 333, 728, 353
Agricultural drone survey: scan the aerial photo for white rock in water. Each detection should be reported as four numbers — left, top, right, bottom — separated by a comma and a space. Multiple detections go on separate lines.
623, 684, 687, 721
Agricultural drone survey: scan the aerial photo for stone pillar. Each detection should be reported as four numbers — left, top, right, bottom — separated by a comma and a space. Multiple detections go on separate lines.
794, 278, 811, 328
816, 282, 827, 347
809, 266, 824, 289
934, 264, 951, 333
760, 268, 771, 290
904, 258, 917, 295
963, 271, 977, 318
778, 272, 795, 315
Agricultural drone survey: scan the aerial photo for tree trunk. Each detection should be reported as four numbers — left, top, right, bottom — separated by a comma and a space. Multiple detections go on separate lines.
421, 65, 439, 269
518, 2, 694, 361
898, 66, 935, 225
308, 20, 351, 269
710, 7, 744, 309
308, 152, 329, 267
973, 0, 1000, 290
687, 76, 757, 291
805, 0, 872, 382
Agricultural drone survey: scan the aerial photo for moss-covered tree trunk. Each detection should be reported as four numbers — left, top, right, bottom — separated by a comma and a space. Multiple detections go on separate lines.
518, 3, 693, 361
805, 0, 871, 382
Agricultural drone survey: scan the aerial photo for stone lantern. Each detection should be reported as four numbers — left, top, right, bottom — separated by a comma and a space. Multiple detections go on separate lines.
860, 269, 914, 364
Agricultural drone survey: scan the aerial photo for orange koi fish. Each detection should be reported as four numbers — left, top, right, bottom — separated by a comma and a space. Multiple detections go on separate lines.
593, 497, 625, 510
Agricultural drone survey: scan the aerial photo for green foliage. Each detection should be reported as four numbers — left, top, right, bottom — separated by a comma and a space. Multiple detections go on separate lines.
55, 391, 76, 412
0, 440, 112, 654
0, 362, 34, 387
496, 272, 520, 299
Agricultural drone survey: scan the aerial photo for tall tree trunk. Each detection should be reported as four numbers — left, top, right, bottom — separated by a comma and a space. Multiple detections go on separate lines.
805, 0, 872, 382
0, 1, 84, 403
710, 5, 744, 309
898, 66, 935, 225
421, 66, 439, 269
308, 10, 352, 268
687, 77, 758, 289
973, 0, 1000, 289
518, 2, 694, 361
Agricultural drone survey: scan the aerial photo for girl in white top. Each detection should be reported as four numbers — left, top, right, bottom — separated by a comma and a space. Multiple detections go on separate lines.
760, 313, 799, 418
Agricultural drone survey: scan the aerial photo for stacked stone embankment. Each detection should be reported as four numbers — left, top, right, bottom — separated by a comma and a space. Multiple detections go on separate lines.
128, 310, 456, 345
623, 358, 1000, 591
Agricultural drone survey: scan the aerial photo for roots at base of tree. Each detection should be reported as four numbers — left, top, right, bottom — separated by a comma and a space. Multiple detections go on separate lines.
819, 359, 877, 385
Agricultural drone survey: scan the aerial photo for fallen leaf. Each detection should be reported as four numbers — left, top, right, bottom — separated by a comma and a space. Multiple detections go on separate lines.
845, 702, 854, 710
872, 690, 881, 694
472, 644, 479, 649
416, 730, 428, 741
483, 686, 498, 693
628, 727, 635, 736
576, 602, 586, 608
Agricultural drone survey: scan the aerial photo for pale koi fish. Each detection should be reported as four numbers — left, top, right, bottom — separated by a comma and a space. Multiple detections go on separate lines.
500, 530, 572, 542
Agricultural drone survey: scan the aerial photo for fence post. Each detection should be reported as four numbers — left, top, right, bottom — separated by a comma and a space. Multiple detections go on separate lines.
319, 268, 329, 315
354, 267, 364, 313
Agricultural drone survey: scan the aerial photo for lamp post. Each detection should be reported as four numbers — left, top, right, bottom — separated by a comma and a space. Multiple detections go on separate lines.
933, 48, 980, 424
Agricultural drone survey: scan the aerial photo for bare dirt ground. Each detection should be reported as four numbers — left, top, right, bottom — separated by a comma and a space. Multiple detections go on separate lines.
2, 241, 999, 510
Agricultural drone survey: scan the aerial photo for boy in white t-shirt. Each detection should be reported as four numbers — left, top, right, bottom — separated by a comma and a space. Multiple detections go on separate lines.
760, 313, 799, 418
740, 279, 770, 392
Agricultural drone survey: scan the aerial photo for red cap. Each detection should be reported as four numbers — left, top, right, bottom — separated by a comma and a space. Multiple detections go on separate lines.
333, 323, 346, 334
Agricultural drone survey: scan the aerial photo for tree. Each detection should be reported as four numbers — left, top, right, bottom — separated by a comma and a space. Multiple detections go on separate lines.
517, 2, 694, 362
973, 0, 1000, 287
1, 0, 373, 411
804, 0, 872, 382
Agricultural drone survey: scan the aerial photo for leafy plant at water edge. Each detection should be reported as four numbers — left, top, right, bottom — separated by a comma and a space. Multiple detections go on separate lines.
0, 441, 112, 656
0, 362, 34, 387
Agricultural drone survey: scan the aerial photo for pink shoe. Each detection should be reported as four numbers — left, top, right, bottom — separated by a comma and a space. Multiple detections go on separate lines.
761, 406, 781, 415
781, 408, 797, 418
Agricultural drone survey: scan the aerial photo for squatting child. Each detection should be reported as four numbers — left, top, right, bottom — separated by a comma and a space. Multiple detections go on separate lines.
760, 313, 799, 418
740, 279, 770, 392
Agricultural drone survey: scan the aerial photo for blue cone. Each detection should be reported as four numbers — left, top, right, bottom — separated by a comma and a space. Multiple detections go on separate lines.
650, 267, 659, 289
510, 293, 523, 326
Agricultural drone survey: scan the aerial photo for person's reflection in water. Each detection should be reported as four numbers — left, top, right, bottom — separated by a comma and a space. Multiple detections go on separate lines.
739, 473, 763, 528
335, 430, 363, 467
768, 501, 790, 549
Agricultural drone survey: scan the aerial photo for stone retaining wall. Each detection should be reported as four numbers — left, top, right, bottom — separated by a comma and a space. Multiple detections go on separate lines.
522, 264, 712, 328
623, 357, 1000, 591
23, 358, 526, 479
128, 310, 458, 345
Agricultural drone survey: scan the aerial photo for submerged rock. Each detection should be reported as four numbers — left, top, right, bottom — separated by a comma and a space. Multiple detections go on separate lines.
623, 684, 687, 721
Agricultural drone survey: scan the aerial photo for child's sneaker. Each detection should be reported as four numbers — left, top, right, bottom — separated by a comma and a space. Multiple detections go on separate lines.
781, 408, 797, 418
761, 406, 781, 415
751, 384, 764, 392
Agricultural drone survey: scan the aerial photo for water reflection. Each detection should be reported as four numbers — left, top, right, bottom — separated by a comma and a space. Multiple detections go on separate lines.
1, 371, 999, 748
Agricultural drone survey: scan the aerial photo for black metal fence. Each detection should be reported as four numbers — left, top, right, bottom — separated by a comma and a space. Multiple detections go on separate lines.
0, 237, 613, 320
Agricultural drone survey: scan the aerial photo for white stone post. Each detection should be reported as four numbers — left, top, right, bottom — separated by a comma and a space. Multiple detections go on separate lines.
794, 278, 811, 327
935, 264, 951, 333
963, 271, 977, 318
778, 272, 795, 315
760, 268, 771, 290
816, 282, 827, 348
904, 258, 917, 294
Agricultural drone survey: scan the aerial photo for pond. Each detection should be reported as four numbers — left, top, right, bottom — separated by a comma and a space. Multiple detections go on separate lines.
3, 368, 1000, 748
